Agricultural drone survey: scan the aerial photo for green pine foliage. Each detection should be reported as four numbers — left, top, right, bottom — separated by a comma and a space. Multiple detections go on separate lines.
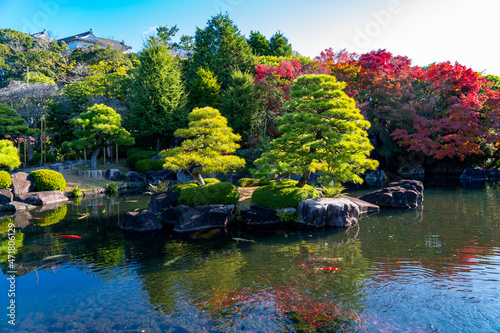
190, 13, 255, 88
126, 151, 158, 166
128, 38, 187, 150
30, 169, 66, 191
188, 67, 221, 109
161, 107, 245, 186
178, 181, 239, 206
65, 104, 134, 170
251, 180, 320, 209
236, 178, 272, 187
0, 140, 21, 169
0, 171, 11, 189
219, 69, 263, 143
0, 104, 28, 139
254, 74, 378, 187
29, 153, 56, 164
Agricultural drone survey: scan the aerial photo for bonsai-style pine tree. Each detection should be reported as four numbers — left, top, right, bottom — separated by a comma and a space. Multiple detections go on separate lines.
0, 103, 29, 139
65, 104, 134, 170
161, 107, 245, 186
0, 140, 21, 170
255, 74, 378, 188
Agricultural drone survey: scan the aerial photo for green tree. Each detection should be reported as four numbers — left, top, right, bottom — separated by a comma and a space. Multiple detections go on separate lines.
247, 31, 270, 56
255, 74, 378, 188
219, 69, 263, 143
0, 103, 28, 139
188, 67, 221, 109
161, 107, 245, 186
269, 31, 293, 57
128, 38, 187, 151
0, 140, 21, 169
65, 104, 134, 170
190, 13, 255, 88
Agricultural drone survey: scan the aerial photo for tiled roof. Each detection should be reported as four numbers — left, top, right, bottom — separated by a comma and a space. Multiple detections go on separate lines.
57, 29, 131, 51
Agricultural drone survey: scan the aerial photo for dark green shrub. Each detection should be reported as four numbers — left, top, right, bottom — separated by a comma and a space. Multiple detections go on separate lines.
135, 159, 165, 173
179, 181, 239, 206
30, 153, 56, 164
30, 169, 66, 191
170, 178, 220, 193
64, 152, 82, 161
236, 177, 272, 187
126, 147, 143, 157
251, 180, 320, 209
126, 151, 158, 166
0, 171, 12, 189
106, 182, 118, 194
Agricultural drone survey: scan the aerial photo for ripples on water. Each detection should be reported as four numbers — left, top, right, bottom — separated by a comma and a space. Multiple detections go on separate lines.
0, 187, 499, 332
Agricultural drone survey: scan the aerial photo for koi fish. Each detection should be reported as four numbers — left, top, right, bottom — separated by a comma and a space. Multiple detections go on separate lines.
310, 257, 344, 262
78, 213, 88, 219
43, 254, 70, 260
320, 267, 340, 271
125, 200, 138, 203
30, 217, 44, 220
232, 238, 256, 243
57, 235, 82, 239
96, 204, 104, 207
163, 256, 180, 267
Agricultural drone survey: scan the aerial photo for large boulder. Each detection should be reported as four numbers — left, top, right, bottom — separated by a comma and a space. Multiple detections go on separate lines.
105, 169, 123, 181
359, 180, 424, 209
339, 195, 380, 215
121, 210, 162, 231
124, 171, 147, 186
460, 167, 487, 181
1, 201, 37, 212
162, 205, 191, 225
145, 169, 177, 183
0, 189, 13, 205
11, 172, 35, 196
297, 197, 361, 228
174, 205, 235, 233
148, 191, 180, 214
241, 205, 281, 226
15, 191, 68, 206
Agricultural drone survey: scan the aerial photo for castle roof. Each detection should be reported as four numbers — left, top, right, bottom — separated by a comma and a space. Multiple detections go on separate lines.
57, 29, 132, 52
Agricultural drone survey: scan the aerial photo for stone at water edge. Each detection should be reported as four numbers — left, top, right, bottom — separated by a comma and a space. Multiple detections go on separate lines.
124, 171, 147, 185
297, 197, 361, 228
0, 189, 13, 205
145, 169, 177, 183
162, 205, 190, 225
121, 210, 162, 231
104, 169, 123, 181
359, 180, 424, 209
148, 191, 180, 214
241, 205, 281, 226
11, 172, 35, 196
174, 205, 235, 233
15, 191, 68, 206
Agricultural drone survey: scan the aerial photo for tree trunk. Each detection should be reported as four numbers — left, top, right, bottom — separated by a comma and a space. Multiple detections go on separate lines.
156, 136, 161, 151
90, 147, 101, 170
192, 166, 205, 186
296, 169, 311, 188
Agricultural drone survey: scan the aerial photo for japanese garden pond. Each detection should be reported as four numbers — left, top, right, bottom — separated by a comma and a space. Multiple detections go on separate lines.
1, 184, 499, 332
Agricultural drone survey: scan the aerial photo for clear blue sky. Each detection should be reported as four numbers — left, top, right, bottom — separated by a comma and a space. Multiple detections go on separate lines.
1, 0, 499, 75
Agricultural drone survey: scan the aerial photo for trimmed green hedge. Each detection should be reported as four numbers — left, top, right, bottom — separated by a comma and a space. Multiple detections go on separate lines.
236, 177, 272, 187
135, 159, 165, 173
126, 151, 158, 166
30, 169, 66, 191
0, 171, 11, 189
30, 153, 56, 164
251, 180, 320, 209
170, 178, 220, 193
126, 147, 143, 157
179, 181, 239, 206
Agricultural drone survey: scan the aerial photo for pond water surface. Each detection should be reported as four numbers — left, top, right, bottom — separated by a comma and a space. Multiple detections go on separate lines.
1, 185, 499, 332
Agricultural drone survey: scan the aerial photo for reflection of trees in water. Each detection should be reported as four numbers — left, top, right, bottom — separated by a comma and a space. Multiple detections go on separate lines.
357, 187, 500, 276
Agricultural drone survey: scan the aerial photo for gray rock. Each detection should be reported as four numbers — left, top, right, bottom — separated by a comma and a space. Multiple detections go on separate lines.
279, 207, 297, 215
121, 210, 162, 231
297, 197, 361, 228
145, 169, 177, 183
15, 191, 68, 206
124, 171, 147, 186
398, 165, 425, 177
0, 211, 32, 228
11, 172, 35, 196
151, 155, 163, 160
0, 189, 13, 205
1, 201, 37, 212
460, 167, 487, 181
148, 191, 180, 213
339, 195, 380, 215
174, 205, 235, 233
241, 205, 280, 226
359, 180, 424, 209
105, 168, 123, 181
162, 205, 190, 225
176, 170, 195, 183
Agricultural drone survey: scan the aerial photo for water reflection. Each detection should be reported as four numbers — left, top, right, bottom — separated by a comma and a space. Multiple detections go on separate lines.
0, 187, 499, 332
